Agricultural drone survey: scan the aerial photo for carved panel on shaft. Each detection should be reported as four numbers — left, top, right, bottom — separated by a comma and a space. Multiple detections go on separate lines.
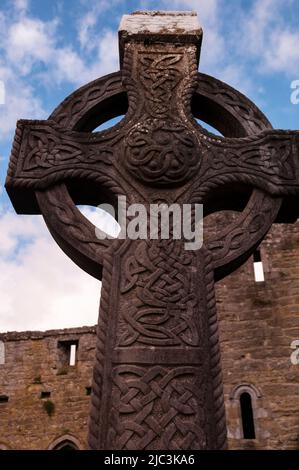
108, 365, 206, 450
118, 240, 201, 347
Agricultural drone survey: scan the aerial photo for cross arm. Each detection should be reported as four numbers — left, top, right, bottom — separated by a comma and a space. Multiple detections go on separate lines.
194, 129, 299, 203
5, 119, 122, 213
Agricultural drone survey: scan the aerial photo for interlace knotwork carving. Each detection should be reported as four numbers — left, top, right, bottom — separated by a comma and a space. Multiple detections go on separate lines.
124, 118, 200, 185
22, 123, 114, 172
139, 53, 183, 118
108, 365, 206, 450
118, 240, 200, 347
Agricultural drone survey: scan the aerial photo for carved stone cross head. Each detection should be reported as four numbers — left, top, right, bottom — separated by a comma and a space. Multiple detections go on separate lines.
5, 11, 299, 450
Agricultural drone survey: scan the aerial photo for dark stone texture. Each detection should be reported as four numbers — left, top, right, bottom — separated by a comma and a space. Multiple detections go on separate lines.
5, 11, 299, 449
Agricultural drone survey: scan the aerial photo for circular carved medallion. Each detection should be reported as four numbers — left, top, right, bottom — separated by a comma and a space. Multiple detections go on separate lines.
124, 118, 200, 186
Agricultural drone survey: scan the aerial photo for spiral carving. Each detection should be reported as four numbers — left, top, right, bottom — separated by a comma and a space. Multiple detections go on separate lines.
124, 118, 201, 186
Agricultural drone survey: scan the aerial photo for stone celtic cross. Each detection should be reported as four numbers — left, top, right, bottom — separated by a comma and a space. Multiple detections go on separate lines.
5, 11, 299, 450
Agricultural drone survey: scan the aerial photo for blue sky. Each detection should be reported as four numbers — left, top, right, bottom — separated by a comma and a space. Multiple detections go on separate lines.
0, 0, 299, 331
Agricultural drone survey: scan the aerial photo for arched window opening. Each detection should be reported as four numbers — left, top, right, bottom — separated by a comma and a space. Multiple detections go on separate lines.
48, 434, 82, 450
53, 440, 79, 450
240, 392, 256, 439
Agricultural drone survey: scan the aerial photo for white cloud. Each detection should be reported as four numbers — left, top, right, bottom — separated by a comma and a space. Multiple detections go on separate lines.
93, 29, 119, 78
51, 29, 118, 86
0, 205, 121, 332
0, 13, 50, 139
53, 47, 87, 84
237, 0, 299, 76
0, 78, 46, 139
264, 29, 299, 75
13, 0, 29, 13
0, 7, 119, 138
6, 17, 56, 75
78, 9, 99, 50
4, 14, 118, 84
77, 0, 122, 51
0, 210, 100, 332
242, 0, 277, 56
0, 211, 44, 257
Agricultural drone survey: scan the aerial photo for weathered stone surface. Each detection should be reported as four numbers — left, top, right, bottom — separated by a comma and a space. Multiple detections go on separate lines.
119, 10, 202, 40
0, 327, 96, 450
119, 10, 201, 35
118, 11, 203, 65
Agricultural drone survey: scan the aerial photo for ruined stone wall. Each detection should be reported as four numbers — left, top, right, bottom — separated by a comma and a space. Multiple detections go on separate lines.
0, 220, 299, 450
0, 327, 96, 450
218, 220, 299, 450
